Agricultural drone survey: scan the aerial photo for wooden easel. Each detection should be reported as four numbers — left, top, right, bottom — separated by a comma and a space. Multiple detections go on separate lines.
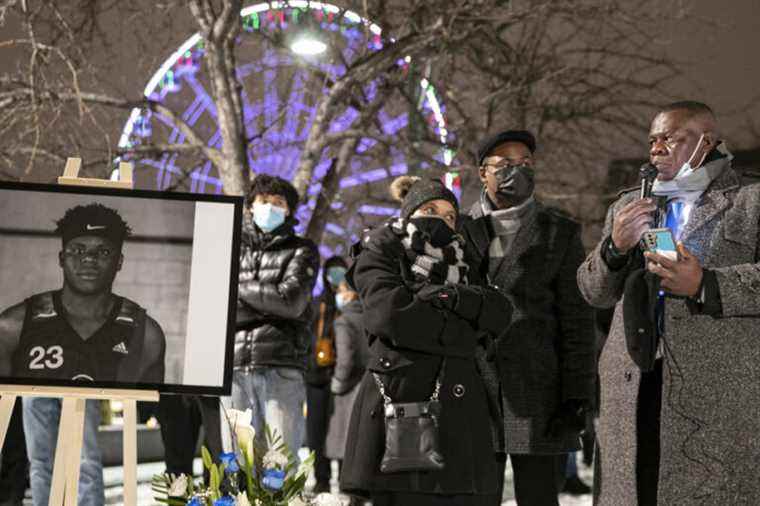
0, 158, 159, 506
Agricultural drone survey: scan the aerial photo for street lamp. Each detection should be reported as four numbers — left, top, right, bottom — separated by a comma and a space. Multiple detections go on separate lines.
287, 7, 327, 56
290, 35, 327, 55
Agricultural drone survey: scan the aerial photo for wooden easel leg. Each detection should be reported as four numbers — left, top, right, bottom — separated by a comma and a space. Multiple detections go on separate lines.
63, 398, 86, 506
0, 387, 158, 506
0, 395, 17, 448
122, 399, 138, 506
49, 398, 71, 506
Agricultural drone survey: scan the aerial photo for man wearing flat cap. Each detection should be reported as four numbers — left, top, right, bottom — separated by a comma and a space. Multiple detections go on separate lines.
0, 202, 165, 506
461, 130, 596, 505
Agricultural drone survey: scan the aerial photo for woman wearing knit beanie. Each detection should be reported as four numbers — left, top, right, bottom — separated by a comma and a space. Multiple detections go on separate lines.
339, 176, 512, 506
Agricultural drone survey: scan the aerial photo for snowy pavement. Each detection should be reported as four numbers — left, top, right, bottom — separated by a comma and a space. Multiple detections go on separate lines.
18, 456, 593, 505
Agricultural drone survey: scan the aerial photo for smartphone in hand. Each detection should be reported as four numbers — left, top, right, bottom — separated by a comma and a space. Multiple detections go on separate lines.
642, 228, 678, 261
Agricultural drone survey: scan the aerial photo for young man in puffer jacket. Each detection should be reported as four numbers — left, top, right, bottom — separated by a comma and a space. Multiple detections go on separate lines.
233, 174, 320, 457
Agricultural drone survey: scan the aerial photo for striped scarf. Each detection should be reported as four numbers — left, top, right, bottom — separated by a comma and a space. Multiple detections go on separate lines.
389, 217, 469, 286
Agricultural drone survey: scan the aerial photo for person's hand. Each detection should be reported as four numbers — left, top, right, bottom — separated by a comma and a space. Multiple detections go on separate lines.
611, 198, 657, 253
410, 253, 448, 284
644, 243, 703, 297
416, 284, 457, 311
545, 399, 589, 438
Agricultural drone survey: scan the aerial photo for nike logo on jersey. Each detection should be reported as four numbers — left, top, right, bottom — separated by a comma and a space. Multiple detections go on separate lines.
86, 224, 107, 230
112, 342, 129, 354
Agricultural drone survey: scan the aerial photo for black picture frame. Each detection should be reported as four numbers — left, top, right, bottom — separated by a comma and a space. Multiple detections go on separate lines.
0, 180, 243, 396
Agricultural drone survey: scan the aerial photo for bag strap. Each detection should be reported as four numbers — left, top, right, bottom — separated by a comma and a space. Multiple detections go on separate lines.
316, 301, 327, 340
373, 357, 446, 407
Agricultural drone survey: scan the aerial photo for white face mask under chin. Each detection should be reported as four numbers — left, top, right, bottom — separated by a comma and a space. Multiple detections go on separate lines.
651, 134, 720, 197
672, 133, 707, 180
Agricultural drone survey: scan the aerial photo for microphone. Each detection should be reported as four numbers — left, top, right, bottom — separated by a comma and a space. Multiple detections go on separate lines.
638, 163, 663, 228
639, 163, 658, 199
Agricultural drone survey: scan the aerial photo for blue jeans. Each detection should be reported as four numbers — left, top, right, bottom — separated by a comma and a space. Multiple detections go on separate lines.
22, 398, 104, 506
566, 450, 578, 477
230, 367, 306, 458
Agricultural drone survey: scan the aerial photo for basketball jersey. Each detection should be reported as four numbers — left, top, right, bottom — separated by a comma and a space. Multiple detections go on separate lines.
11, 291, 147, 383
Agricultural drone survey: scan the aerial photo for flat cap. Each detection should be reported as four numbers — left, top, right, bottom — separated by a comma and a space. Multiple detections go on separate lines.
476, 130, 536, 166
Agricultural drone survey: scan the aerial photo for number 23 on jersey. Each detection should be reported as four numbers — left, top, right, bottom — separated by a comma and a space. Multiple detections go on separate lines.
28, 345, 64, 370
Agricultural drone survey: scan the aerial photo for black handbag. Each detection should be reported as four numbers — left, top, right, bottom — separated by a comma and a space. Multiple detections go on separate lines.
372, 359, 446, 473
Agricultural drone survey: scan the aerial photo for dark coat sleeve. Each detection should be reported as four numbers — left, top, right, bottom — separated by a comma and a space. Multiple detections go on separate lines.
331, 315, 360, 394
555, 222, 597, 403
238, 241, 320, 319
352, 245, 480, 358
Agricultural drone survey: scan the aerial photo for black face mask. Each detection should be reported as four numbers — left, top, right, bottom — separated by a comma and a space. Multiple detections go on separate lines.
409, 216, 457, 248
493, 164, 535, 204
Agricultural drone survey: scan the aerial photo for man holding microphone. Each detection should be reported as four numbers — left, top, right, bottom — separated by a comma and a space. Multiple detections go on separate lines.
578, 101, 760, 505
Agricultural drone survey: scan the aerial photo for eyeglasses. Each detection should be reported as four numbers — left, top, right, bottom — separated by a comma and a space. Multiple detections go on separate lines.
484, 159, 533, 173
63, 246, 115, 260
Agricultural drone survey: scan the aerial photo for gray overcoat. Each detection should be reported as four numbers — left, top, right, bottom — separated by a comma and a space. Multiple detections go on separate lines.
577, 161, 760, 505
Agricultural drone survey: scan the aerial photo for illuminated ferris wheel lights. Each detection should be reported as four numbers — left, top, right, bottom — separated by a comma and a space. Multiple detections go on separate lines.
289, 35, 327, 55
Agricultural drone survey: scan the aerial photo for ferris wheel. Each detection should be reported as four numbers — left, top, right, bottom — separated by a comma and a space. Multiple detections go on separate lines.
117, 1, 455, 264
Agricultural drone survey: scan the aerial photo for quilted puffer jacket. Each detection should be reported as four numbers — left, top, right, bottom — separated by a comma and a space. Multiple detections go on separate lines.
235, 216, 320, 370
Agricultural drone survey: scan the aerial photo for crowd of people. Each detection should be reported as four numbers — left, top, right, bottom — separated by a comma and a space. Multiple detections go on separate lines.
2, 99, 760, 506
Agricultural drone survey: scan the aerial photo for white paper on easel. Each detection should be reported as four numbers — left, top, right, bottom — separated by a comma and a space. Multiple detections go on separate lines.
183, 201, 235, 388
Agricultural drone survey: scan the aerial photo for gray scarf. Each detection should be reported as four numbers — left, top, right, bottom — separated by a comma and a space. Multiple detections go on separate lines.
480, 189, 536, 257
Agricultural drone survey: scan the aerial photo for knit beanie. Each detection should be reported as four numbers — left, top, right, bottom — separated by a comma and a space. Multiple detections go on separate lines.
390, 176, 459, 220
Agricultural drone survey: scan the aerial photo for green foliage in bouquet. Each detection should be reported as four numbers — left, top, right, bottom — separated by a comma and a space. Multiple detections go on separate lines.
152, 410, 314, 506
241, 426, 315, 505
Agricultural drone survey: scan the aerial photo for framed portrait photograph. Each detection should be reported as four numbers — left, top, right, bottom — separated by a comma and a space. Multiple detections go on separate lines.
0, 181, 242, 395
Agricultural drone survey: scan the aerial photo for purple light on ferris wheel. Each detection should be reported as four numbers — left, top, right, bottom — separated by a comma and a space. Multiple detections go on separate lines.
358, 205, 398, 216
118, 2, 451, 173
339, 163, 407, 188
318, 245, 334, 260
116, 1, 452, 262
325, 223, 345, 235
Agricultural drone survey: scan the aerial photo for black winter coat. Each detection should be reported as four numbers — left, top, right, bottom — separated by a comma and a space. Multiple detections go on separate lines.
324, 300, 368, 460
235, 217, 320, 370
330, 300, 370, 395
340, 224, 512, 497
463, 201, 596, 454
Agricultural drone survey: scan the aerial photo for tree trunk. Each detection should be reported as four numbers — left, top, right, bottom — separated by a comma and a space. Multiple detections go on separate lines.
190, 0, 250, 196
291, 30, 442, 200
305, 137, 359, 245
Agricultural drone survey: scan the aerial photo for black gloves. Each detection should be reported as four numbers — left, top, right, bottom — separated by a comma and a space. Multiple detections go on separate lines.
474, 286, 512, 334
410, 253, 451, 285
451, 285, 484, 321
416, 284, 511, 336
453, 285, 511, 335
545, 399, 591, 438
416, 284, 459, 311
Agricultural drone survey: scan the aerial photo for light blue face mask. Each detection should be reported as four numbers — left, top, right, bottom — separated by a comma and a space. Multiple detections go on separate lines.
325, 266, 347, 288
335, 292, 349, 311
252, 202, 287, 233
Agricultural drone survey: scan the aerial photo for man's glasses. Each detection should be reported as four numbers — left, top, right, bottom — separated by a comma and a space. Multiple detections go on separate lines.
483, 159, 533, 173
63, 246, 115, 260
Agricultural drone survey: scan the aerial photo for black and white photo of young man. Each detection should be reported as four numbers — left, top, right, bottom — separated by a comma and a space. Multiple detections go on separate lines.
0, 202, 166, 384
